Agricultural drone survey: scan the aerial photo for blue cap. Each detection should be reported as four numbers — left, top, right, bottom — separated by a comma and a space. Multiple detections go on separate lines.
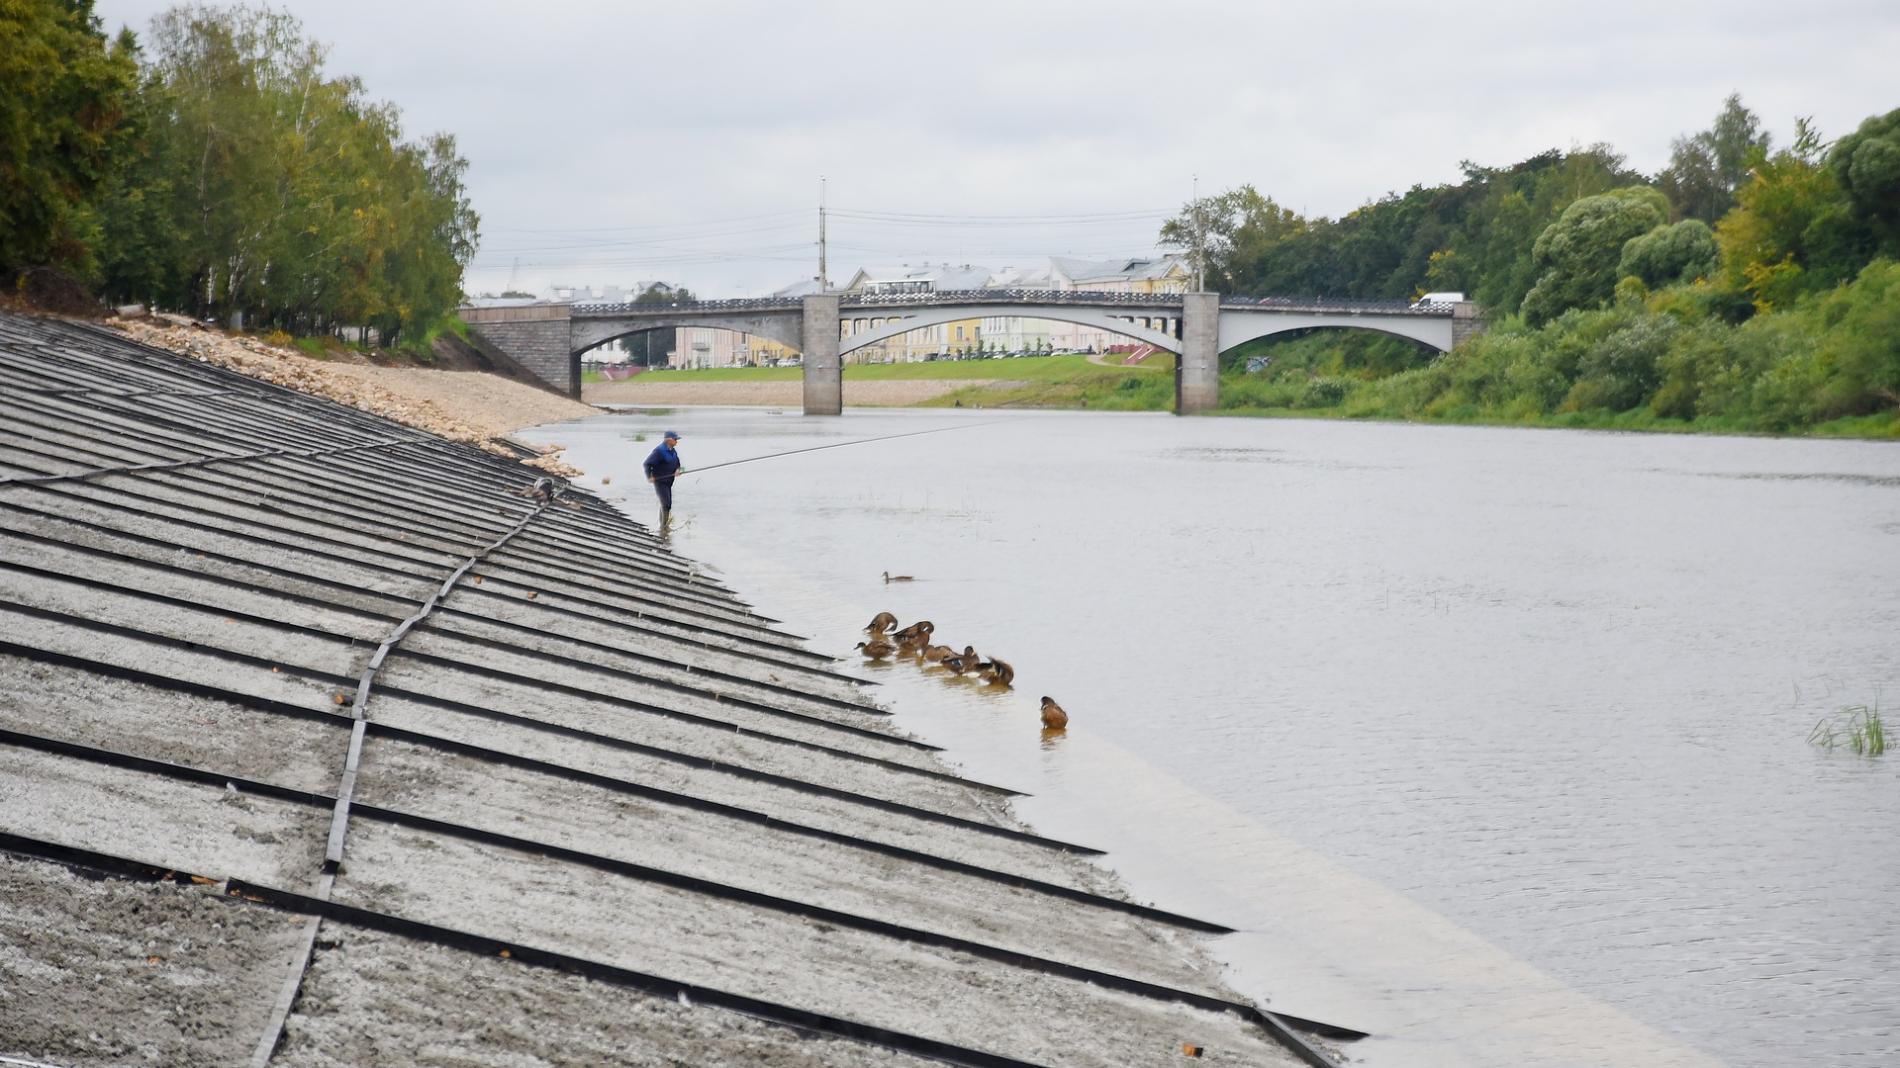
663, 429, 680, 440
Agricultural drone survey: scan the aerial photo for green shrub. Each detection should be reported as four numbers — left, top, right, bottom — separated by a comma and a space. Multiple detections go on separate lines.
1296, 376, 1351, 408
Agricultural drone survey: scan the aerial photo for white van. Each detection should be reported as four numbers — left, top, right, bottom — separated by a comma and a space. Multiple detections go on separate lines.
1410, 291, 1465, 308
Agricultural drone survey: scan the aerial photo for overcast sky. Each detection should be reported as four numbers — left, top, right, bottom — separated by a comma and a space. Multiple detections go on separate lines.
92, 0, 1900, 298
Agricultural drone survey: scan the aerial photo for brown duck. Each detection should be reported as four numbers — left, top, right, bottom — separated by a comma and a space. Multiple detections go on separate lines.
864, 611, 898, 634
854, 639, 896, 660
891, 620, 934, 645
920, 644, 954, 663
941, 646, 981, 675
978, 657, 1014, 687
1039, 696, 1068, 729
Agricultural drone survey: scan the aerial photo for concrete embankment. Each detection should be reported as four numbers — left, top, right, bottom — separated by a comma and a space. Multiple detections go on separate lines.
0, 311, 1340, 1067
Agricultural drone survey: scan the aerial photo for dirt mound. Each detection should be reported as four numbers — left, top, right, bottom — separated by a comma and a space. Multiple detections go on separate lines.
7, 267, 109, 318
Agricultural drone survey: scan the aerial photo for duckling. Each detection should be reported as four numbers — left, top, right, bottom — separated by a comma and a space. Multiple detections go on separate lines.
892, 620, 934, 645
978, 657, 1015, 687
1039, 696, 1068, 730
864, 611, 898, 634
854, 639, 896, 660
920, 644, 954, 663
883, 571, 915, 583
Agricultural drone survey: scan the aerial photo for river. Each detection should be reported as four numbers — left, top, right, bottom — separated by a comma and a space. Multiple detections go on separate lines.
521, 408, 1900, 1068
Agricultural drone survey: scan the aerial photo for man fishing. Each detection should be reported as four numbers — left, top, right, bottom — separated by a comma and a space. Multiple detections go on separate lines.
643, 429, 683, 524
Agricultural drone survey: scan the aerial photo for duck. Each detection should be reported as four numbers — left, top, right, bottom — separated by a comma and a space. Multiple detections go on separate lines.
1039, 696, 1068, 730
854, 639, 896, 660
978, 657, 1014, 687
883, 571, 915, 583
920, 644, 954, 663
892, 620, 934, 645
896, 629, 930, 654
864, 611, 898, 634
942, 646, 981, 675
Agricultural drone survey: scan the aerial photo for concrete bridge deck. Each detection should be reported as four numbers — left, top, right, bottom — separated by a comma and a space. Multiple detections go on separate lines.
0, 311, 1349, 1066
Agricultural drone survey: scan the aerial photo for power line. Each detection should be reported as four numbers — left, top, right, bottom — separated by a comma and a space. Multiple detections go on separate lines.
486, 209, 807, 235
830, 207, 1170, 222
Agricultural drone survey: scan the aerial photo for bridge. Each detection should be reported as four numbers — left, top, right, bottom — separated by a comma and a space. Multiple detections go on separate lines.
461, 290, 1481, 414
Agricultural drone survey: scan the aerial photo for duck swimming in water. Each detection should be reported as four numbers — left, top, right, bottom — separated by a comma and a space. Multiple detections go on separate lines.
864, 611, 898, 634
978, 658, 1014, 687
1039, 696, 1068, 729
883, 571, 914, 583
920, 644, 954, 663
941, 646, 981, 675
854, 639, 896, 660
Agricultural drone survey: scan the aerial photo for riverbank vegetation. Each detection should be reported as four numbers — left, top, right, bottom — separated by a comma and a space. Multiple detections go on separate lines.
1, 1, 476, 347
1178, 97, 1900, 436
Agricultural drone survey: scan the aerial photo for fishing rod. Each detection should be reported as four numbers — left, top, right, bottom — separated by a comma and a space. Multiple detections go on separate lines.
677, 421, 995, 477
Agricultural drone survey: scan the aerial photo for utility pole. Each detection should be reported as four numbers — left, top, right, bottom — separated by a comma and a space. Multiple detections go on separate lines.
818, 176, 829, 293
1192, 173, 1204, 292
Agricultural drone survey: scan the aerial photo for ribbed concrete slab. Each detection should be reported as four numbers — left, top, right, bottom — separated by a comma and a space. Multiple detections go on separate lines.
0, 312, 1326, 1068
0, 655, 346, 793
0, 856, 313, 1068
353, 736, 1220, 993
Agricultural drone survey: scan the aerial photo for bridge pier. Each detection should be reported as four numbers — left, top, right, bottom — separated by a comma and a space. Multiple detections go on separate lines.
1452, 301, 1483, 348
802, 294, 842, 416
1176, 292, 1220, 415
460, 304, 578, 398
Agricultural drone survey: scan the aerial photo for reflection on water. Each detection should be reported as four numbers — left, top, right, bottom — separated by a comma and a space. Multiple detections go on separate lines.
526, 409, 1900, 1068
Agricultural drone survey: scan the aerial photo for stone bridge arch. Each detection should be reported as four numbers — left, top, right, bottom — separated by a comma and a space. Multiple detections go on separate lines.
569, 311, 806, 356
838, 304, 1185, 358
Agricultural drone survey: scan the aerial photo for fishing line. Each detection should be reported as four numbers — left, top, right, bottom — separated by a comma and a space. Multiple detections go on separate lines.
680, 421, 996, 477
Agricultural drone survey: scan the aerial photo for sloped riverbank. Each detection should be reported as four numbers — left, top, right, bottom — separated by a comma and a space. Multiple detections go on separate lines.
0, 310, 1344, 1067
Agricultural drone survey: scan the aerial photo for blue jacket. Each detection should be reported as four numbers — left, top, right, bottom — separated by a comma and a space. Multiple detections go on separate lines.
643, 441, 681, 482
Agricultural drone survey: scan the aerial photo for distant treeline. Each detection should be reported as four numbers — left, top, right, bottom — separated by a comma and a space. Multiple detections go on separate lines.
1169, 97, 1900, 433
1, 1, 477, 345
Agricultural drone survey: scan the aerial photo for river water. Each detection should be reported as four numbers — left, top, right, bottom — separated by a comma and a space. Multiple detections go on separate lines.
522, 408, 1900, 1068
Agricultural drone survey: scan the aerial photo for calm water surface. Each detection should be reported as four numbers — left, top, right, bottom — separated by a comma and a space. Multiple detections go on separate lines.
523, 409, 1900, 1068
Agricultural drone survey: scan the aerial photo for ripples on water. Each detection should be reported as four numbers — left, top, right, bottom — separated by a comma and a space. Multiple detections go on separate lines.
527, 409, 1900, 1068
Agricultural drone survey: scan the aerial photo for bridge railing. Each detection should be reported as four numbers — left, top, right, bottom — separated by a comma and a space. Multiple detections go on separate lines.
571, 296, 803, 315
569, 290, 1454, 316
1219, 295, 1450, 315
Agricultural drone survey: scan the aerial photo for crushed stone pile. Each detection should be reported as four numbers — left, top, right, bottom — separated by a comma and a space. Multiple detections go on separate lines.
108, 316, 595, 476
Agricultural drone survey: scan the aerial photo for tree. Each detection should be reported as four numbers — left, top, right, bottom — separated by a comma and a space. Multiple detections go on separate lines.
88, 4, 479, 338
1520, 186, 1670, 325
1827, 107, 1900, 254
623, 282, 690, 365
1658, 94, 1770, 222
1160, 185, 1306, 292
1619, 219, 1718, 288
1716, 119, 1869, 310
0, 0, 138, 278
